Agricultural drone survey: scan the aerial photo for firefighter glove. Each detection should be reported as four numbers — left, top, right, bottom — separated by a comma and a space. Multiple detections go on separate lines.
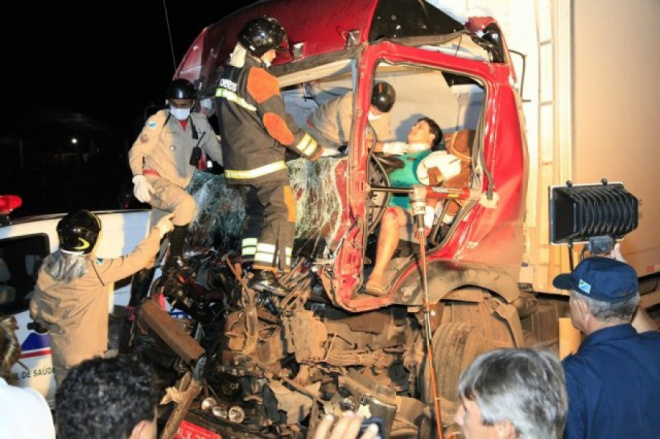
383, 142, 409, 155
132, 175, 154, 203
155, 213, 175, 239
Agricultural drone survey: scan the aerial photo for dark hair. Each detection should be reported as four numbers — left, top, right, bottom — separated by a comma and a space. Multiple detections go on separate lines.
0, 315, 20, 382
56, 355, 158, 439
418, 117, 443, 150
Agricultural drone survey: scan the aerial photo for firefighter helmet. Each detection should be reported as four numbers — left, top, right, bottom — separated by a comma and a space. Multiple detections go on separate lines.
57, 210, 102, 254
238, 17, 287, 57
371, 81, 396, 113
166, 79, 197, 100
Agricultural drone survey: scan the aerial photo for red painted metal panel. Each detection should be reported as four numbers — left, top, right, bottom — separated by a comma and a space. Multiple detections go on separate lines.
176, 0, 377, 87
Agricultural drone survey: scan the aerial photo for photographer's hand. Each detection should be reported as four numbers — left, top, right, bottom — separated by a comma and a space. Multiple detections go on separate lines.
313, 413, 380, 439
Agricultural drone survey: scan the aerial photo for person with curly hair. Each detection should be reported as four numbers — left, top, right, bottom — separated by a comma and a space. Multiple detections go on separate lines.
0, 315, 55, 439
55, 354, 159, 439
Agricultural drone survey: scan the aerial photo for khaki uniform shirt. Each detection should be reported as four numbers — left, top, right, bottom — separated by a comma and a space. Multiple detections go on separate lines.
29, 228, 161, 373
129, 110, 223, 188
306, 92, 393, 152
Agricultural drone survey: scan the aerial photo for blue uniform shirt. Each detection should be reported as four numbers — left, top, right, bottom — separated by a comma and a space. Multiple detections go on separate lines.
562, 324, 660, 439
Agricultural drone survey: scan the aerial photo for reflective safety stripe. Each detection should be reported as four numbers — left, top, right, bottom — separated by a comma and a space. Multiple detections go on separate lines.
256, 243, 276, 254
254, 243, 277, 264
295, 133, 319, 156
241, 238, 258, 256
225, 161, 287, 180
215, 88, 257, 112
285, 247, 292, 268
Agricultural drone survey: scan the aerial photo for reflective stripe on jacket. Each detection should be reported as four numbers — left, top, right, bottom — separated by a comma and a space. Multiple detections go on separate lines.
216, 56, 321, 185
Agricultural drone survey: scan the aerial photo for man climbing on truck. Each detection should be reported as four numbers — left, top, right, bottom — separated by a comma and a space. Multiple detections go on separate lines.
215, 17, 323, 295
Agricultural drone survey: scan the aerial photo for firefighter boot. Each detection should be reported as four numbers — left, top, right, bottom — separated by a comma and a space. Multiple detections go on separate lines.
166, 225, 192, 273
128, 267, 156, 307
248, 270, 290, 296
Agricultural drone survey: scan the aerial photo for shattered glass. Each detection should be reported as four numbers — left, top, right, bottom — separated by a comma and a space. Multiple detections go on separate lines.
187, 157, 345, 261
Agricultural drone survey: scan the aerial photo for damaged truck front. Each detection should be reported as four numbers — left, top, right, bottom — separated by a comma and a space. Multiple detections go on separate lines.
123, 1, 639, 438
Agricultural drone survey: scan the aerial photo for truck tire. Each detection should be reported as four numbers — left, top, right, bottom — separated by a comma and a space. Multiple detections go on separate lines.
420, 322, 488, 406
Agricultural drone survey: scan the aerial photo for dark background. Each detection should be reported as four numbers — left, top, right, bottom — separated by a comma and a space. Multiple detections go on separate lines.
0, 1, 255, 217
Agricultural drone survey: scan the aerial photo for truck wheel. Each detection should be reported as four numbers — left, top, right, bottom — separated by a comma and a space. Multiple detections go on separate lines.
420, 322, 488, 407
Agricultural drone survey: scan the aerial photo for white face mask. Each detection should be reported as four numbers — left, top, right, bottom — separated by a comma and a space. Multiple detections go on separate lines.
170, 107, 191, 120
367, 111, 382, 121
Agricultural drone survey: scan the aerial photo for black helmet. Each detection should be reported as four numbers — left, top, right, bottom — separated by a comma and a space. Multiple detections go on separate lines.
371, 81, 396, 113
166, 79, 197, 100
238, 17, 287, 57
57, 210, 101, 254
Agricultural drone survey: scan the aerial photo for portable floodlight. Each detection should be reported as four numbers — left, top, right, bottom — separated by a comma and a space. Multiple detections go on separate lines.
549, 180, 638, 252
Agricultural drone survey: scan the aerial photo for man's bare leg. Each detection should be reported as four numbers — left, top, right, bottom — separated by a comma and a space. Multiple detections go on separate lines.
365, 207, 407, 296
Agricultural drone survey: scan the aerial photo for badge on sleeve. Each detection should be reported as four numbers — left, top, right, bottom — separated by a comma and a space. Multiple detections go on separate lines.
147, 120, 158, 129
94, 258, 104, 265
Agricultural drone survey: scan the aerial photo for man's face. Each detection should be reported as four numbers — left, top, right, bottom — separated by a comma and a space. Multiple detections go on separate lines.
568, 292, 585, 332
261, 49, 277, 67
407, 120, 435, 147
455, 398, 502, 439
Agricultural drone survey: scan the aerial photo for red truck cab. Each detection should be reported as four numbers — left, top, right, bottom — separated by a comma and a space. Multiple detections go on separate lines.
142, 1, 549, 438
177, 0, 527, 312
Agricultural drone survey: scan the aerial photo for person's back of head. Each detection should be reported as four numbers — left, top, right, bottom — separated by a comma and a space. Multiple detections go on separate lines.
554, 257, 639, 324
457, 348, 567, 439
0, 315, 20, 382
371, 81, 396, 113
238, 16, 287, 57
56, 355, 158, 439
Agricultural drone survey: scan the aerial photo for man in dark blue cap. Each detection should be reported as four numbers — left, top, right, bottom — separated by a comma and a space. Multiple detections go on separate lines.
554, 257, 660, 439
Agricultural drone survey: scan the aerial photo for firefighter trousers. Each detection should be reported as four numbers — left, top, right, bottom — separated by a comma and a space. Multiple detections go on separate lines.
238, 181, 296, 272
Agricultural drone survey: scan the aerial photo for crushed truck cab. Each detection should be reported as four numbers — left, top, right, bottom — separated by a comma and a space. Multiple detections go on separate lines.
145, 0, 543, 437
2, 0, 656, 438
179, 0, 527, 311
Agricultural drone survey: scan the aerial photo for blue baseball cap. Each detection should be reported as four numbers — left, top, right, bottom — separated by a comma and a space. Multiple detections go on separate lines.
553, 257, 638, 302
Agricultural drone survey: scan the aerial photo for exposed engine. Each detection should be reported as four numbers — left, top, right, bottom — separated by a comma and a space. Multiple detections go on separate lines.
124, 252, 427, 439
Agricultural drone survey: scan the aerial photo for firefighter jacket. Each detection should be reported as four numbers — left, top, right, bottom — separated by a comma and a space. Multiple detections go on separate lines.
215, 56, 322, 186
29, 228, 161, 373
129, 110, 223, 189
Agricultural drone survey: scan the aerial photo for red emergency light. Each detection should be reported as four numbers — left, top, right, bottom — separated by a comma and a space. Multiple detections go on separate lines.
0, 195, 22, 215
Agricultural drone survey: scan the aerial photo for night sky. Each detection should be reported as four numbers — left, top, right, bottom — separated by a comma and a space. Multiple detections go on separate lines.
0, 1, 255, 216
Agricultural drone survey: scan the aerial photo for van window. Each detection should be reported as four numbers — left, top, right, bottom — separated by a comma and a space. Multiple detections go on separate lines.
0, 234, 50, 313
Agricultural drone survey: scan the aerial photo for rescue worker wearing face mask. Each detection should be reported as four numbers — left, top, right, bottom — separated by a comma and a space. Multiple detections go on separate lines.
29, 210, 174, 385
306, 81, 398, 156
129, 79, 223, 270
215, 17, 323, 295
